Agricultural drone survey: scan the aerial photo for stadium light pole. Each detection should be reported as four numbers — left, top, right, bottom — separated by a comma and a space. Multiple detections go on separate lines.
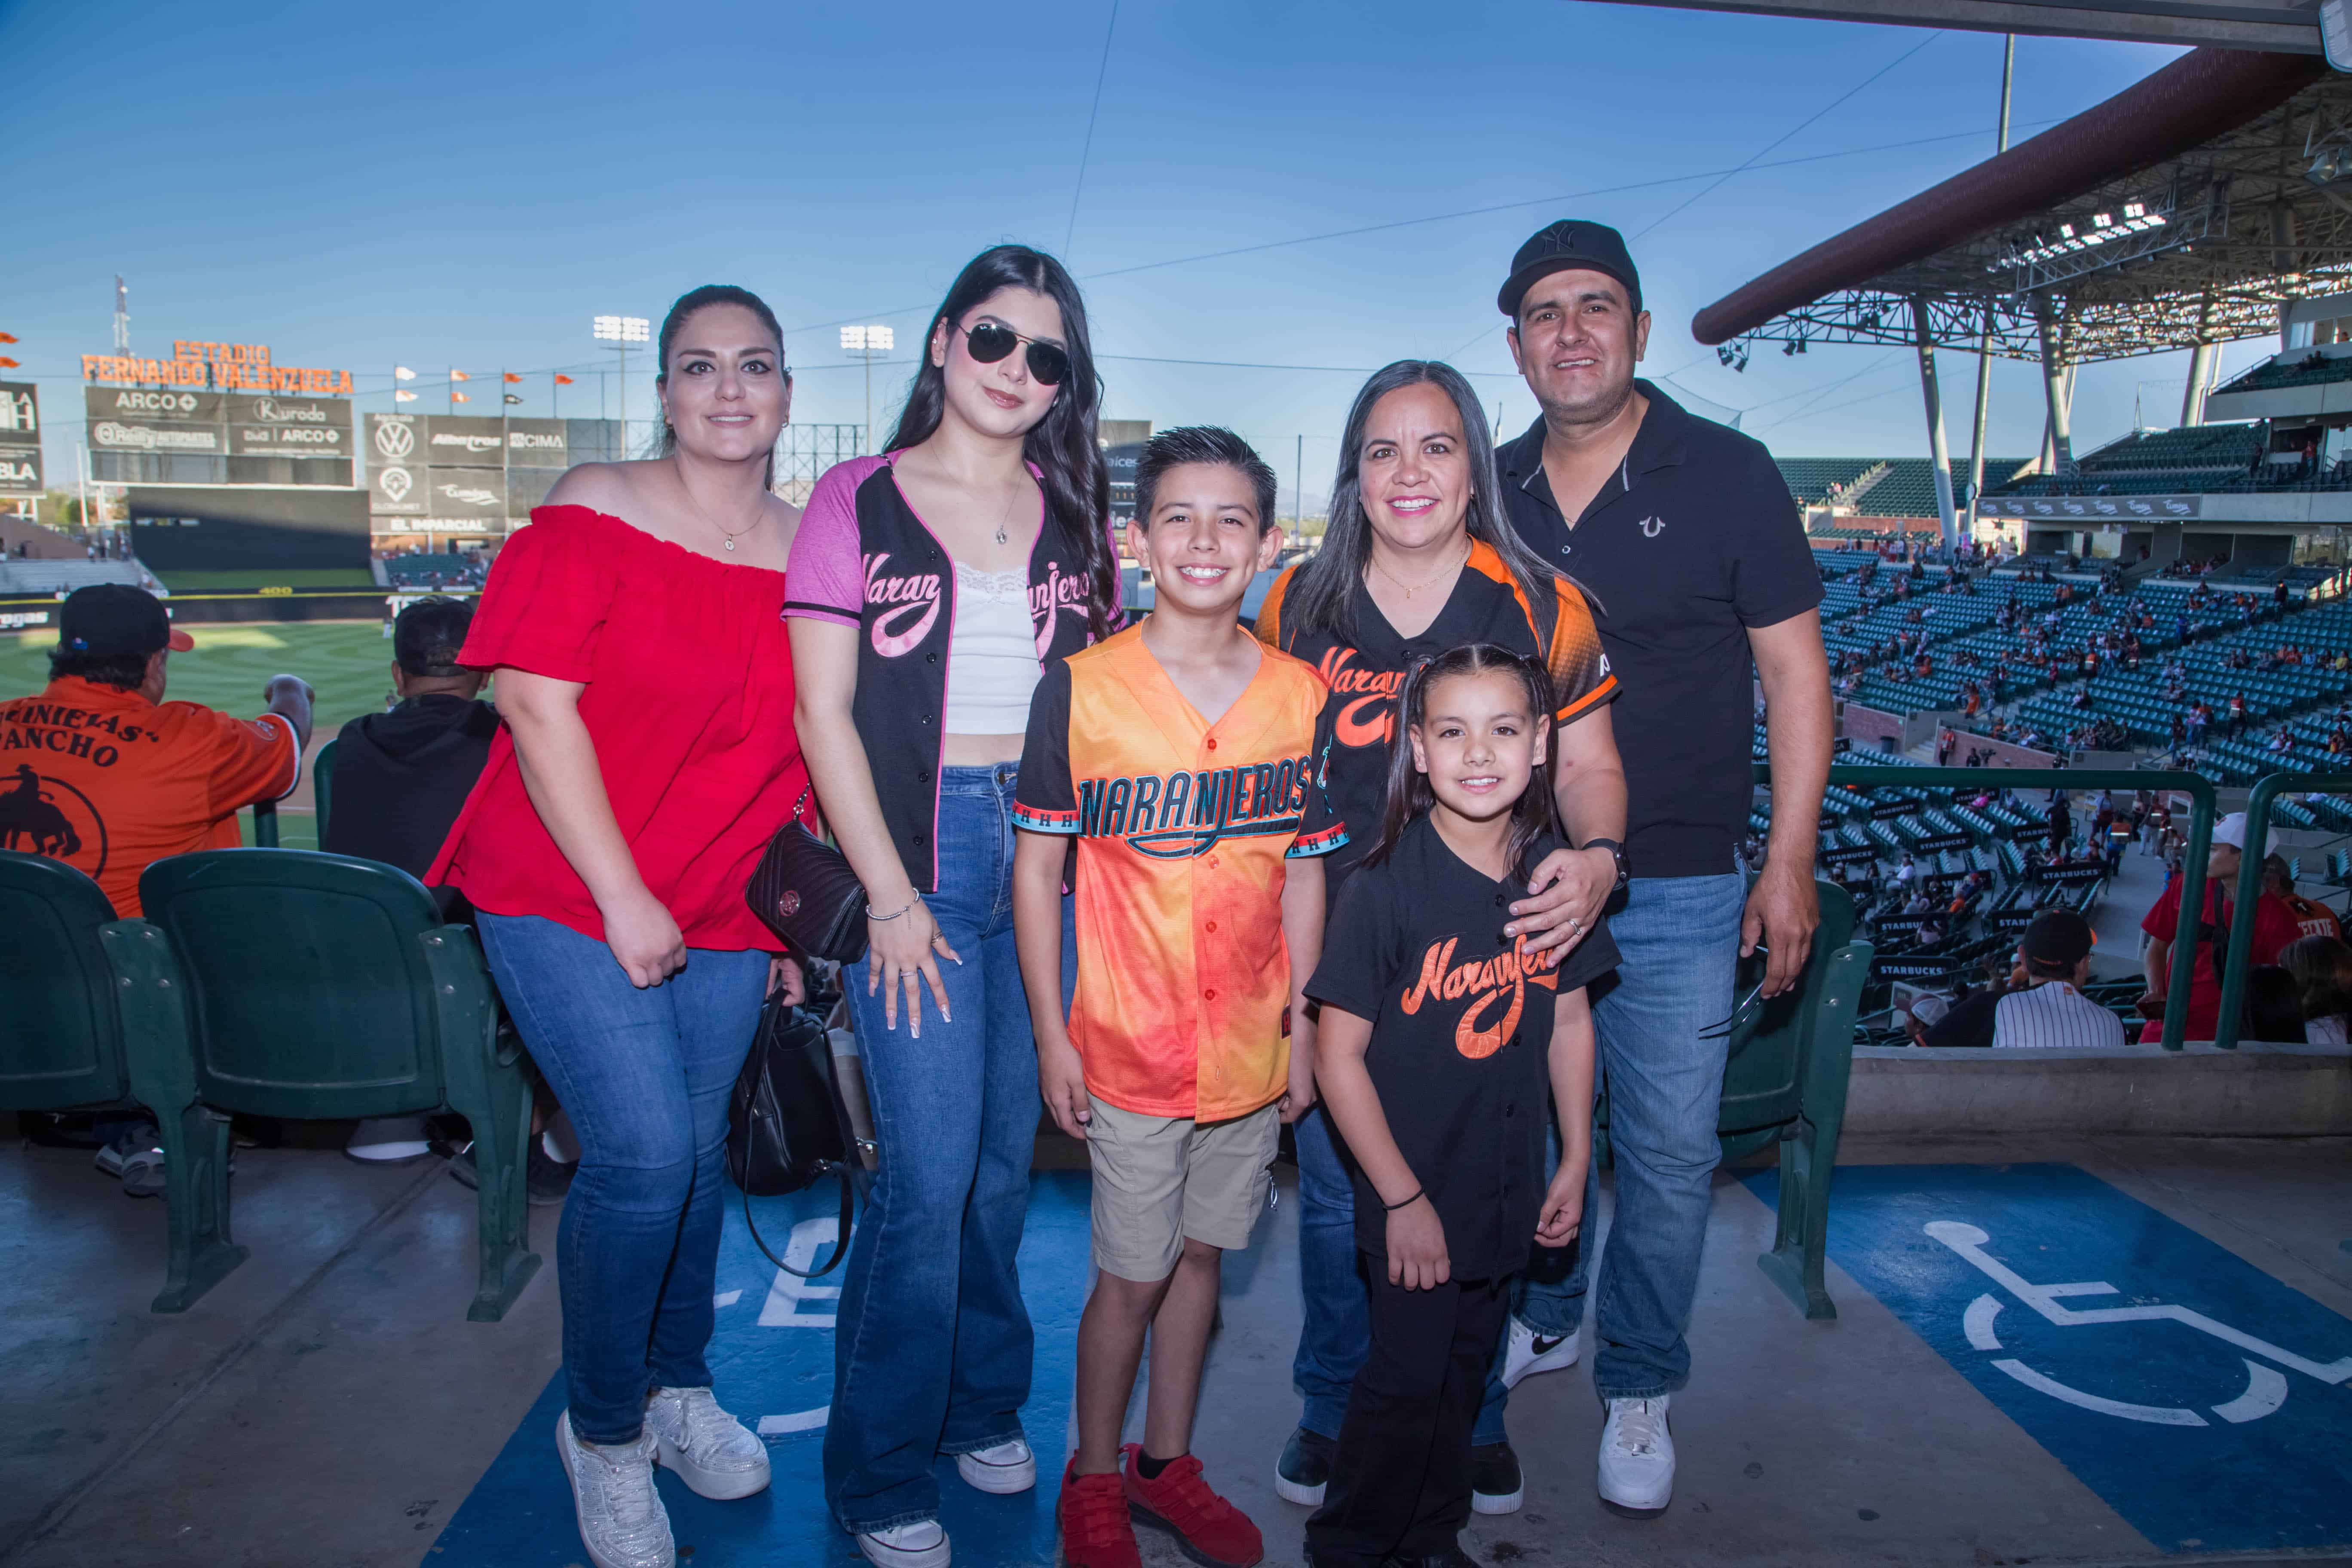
595, 315, 651, 459
841, 325, 894, 456
1964, 34, 2015, 542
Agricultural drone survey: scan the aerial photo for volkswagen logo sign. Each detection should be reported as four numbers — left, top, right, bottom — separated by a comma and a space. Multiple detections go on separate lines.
374, 421, 416, 459
380, 467, 413, 503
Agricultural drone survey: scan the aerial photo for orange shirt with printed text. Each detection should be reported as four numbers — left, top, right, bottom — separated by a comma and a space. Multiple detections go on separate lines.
0, 677, 298, 916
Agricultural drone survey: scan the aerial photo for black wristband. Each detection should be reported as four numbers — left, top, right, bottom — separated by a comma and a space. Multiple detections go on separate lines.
1382, 1187, 1424, 1212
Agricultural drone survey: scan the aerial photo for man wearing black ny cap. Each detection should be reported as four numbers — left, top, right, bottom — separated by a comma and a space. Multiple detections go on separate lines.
1920, 910, 2125, 1049
0, 583, 313, 919
1486, 221, 1832, 1517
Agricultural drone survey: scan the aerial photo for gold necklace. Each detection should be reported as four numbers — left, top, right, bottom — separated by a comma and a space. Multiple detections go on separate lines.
1369, 537, 1470, 599
676, 468, 763, 552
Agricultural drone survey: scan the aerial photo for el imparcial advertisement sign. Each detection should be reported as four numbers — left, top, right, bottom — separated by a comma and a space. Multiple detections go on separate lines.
1981, 494, 2202, 521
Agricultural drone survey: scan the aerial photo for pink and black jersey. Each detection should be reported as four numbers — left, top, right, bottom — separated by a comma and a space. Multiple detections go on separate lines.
783, 453, 1112, 891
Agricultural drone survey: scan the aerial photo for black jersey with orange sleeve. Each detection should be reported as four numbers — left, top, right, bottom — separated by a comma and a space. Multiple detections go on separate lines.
1253, 540, 1615, 899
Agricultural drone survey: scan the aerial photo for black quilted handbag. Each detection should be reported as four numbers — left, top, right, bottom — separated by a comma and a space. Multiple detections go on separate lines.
744, 788, 870, 964
726, 991, 860, 1277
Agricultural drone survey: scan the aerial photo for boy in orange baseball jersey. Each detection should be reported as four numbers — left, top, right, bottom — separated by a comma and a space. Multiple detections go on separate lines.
1013, 428, 1342, 1568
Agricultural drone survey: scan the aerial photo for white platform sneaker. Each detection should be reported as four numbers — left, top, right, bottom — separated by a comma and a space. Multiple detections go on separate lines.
1597, 1394, 1675, 1517
953, 1436, 1037, 1494
556, 1412, 675, 1568
644, 1385, 771, 1500
1500, 1318, 1580, 1390
857, 1518, 952, 1568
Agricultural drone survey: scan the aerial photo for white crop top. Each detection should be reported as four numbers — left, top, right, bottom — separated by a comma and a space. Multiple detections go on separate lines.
943, 563, 1042, 734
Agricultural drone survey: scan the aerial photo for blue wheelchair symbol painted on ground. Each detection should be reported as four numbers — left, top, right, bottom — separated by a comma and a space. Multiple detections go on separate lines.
430, 1173, 1092, 1568
1751, 1164, 2352, 1555
1930, 1219, 2352, 1428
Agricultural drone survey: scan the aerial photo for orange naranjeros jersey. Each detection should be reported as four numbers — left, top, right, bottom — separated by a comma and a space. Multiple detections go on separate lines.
0, 676, 299, 917
1015, 625, 1346, 1122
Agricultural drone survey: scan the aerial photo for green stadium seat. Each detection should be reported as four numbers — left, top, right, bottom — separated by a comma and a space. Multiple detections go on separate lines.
312, 736, 338, 844
104, 849, 539, 1319
1597, 880, 1868, 1320
0, 851, 133, 1115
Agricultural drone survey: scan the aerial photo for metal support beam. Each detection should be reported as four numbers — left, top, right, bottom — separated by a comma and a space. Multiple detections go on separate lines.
1967, 36, 2016, 538
2181, 339, 2220, 426
1915, 294, 1960, 544
2036, 294, 2075, 473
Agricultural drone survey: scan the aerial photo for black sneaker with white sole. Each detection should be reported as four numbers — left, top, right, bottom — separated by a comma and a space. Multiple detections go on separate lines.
1274, 1425, 1335, 1506
1470, 1441, 1523, 1515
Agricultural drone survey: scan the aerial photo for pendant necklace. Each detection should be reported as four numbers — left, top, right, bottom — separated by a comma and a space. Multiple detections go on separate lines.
679, 470, 762, 552
1370, 537, 1470, 599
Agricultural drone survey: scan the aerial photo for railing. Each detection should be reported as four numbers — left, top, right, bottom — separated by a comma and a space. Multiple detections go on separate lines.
2214, 770, 2352, 1051
1766, 765, 2218, 1051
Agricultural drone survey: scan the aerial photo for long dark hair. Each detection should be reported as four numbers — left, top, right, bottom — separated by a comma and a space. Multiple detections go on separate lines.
1274, 360, 1564, 652
652, 284, 788, 486
886, 245, 1119, 640
1365, 643, 1562, 876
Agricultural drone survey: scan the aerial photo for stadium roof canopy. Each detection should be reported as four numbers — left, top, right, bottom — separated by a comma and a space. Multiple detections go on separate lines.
1691, 47, 2352, 364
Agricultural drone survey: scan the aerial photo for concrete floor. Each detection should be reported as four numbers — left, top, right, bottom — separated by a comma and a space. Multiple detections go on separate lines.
3, 1130, 2348, 1568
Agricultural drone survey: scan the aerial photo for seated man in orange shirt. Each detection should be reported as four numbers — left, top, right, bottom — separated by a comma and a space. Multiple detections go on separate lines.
0, 583, 313, 919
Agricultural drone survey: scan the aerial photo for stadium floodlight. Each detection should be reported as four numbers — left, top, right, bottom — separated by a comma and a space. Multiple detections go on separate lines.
594, 314, 653, 451
840, 325, 897, 455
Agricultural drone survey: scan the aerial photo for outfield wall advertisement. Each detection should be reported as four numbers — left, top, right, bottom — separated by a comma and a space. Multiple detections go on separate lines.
0, 382, 41, 495
365, 413, 617, 532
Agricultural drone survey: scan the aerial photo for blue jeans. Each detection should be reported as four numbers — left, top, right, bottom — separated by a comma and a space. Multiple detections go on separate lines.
1292, 873, 1745, 1442
475, 911, 770, 1446
824, 764, 1075, 1535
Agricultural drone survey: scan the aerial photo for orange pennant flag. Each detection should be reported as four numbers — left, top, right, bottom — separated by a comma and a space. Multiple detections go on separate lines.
450, 370, 471, 382
451, 392, 472, 404
0, 332, 18, 343
503, 372, 523, 383
553, 374, 575, 386
0, 358, 18, 369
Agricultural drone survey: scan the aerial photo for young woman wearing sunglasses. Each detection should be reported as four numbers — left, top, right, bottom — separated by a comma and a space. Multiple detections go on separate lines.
787, 244, 1121, 1568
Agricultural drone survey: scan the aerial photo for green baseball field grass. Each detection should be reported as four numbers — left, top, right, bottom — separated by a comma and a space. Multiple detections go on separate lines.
2, 619, 447, 851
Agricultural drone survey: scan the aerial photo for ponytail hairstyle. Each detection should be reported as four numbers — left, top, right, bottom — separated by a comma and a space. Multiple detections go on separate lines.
1274, 359, 1566, 652
887, 245, 1120, 640
1365, 642, 1562, 876
652, 284, 789, 487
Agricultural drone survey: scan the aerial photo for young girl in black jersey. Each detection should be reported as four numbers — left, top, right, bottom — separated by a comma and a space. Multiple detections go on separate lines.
1301, 643, 1616, 1568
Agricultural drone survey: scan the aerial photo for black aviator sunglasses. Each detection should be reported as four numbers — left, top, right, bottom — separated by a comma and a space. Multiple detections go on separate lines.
960, 321, 1069, 386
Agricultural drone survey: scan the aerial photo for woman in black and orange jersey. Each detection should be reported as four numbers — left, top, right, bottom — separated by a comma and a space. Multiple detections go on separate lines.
1253, 358, 1625, 1514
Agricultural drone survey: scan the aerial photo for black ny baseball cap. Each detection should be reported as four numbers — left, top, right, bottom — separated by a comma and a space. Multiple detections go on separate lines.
58, 583, 193, 657
2020, 909, 2095, 969
1499, 220, 1644, 320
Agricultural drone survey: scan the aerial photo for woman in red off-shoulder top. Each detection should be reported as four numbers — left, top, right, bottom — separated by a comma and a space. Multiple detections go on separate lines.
429, 285, 803, 1568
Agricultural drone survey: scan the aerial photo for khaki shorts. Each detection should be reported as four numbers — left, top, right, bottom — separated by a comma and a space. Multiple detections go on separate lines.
1084, 1096, 1281, 1281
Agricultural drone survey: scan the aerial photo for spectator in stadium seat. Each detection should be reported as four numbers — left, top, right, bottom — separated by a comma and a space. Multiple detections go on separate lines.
786, 247, 1121, 1568
0, 584, 311, 920
322, 595, 504, 1169
428, 284, 807, 1568
2244, 965, 2309, 1043
2136, 813, 2301, 1044
2280, 934, 2352, 1044
2262, 854, 2344, 943
1920, 911, 2125, 1049
1491, 219, 1831, 1518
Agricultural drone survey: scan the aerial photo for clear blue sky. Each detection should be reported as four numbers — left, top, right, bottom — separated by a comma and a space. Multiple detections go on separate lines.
1, 0, 2248, 504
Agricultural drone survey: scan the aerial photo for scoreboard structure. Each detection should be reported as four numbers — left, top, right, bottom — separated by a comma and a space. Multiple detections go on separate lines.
364, 413, 621, 538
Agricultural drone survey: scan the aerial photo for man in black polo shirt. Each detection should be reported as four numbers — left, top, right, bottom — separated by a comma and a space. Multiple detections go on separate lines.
1488, 220, 1832, 1517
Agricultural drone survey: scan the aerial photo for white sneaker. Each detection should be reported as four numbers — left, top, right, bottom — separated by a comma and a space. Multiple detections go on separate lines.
1500, 1317, 1580, 1390
856, 1518, 951, 1568
1597, 1394, 1675, 1517
645, 1385, 770, 1500
953, 1436, 1036, 1494
555, 1412, 674, 1568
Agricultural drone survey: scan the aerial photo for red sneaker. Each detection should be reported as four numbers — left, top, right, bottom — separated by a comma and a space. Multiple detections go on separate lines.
1122, 1444, 1265, 1568
1057, 1458, 1142, 1568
